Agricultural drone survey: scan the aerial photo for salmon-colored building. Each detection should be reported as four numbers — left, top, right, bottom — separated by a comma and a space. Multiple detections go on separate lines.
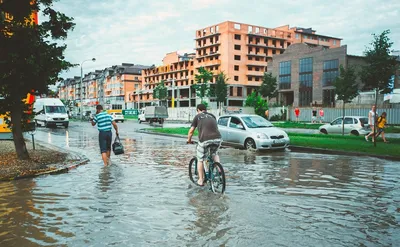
139, 21, 341, 107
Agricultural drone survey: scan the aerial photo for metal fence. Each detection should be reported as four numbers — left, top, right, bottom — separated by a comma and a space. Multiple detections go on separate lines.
269, 107, 400, 124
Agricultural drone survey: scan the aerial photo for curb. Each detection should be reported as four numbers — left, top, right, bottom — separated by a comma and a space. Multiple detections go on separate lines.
1, 141, 90, 182
137, 129, 400, 162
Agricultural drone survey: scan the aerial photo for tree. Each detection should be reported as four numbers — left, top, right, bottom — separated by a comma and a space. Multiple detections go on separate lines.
153, 80, 168, 106
193, 67, 213, 103
334, 65, 359, 135
245, 91, 268, 117
0, 0, 75, 160
258, 72, 277, 102
214, 72, 228, 115
361, 30, 397, 145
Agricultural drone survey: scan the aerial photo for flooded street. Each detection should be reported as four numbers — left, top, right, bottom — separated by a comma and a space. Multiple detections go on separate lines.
0, 121, 399, 246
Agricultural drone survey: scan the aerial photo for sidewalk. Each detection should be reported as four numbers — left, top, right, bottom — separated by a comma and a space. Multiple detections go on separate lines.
0, 140, 89, 181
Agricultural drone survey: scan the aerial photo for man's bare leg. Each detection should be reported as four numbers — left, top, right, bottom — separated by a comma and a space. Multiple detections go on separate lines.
197, 161, 205, 185
106, 150, 111, 165
101, 152, 108, 166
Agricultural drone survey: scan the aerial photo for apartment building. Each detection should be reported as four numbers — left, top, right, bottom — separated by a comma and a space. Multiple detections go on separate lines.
137, 21, 342, 107
269, 44, 366, 107
58, 64, 150, 113
140, 52, 196, 108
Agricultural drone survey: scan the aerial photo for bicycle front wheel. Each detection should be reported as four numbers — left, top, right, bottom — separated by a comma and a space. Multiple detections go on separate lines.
188, 157, 198, 184
210, 162, 226, 194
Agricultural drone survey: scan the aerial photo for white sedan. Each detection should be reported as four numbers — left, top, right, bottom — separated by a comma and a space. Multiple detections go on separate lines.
217, 114, 290, 150
110, 112, 125, 123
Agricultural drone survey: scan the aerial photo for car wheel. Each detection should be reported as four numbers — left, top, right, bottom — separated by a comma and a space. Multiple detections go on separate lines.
245, 138, 256, 150
121, 120, 124, 123
64, 123, 69, 129
351, 130, 359, 136
138, 120, 142, 124
320, 129, 328, 134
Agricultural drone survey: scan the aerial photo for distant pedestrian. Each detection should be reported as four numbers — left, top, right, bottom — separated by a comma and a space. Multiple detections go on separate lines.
319, 108, 324, 123
265, 109, 269, 119
375, 112, 388, 143
365, 105, 377, 142
294, 107, 300, 122
311, 107, 317, 123
91, 105, 119, 166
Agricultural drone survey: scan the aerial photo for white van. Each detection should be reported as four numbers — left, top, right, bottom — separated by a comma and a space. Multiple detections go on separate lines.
34, 98, 69, 128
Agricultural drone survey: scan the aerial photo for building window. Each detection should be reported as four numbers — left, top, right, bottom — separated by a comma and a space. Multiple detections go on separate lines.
234, 44, 241, 50
249, 76, 253, 81
234, 76, 239, 81
234, 34, 241, 40
299, 57, 313, 73
299, 58, 313, 106
323, 89, 335, 107
234, 65, 239, 71
255, 77, 260, 81
333, 40, 337, 45
234, 55, 241, 61
234, 24, 241, 30
229, 86, 234, 96
237, 87, 243, 96
323, 59, 339, 87
279, 61, 292, 89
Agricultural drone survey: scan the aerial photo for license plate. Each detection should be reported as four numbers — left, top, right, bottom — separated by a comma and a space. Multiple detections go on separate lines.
56, 123, 63, 126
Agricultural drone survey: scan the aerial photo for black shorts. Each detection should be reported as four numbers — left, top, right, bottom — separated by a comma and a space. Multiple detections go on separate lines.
99, 131, 112, 153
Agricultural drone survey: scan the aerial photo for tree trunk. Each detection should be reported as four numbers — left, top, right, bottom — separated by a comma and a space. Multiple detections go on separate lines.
11, 105, 30, 160
342, 102, 345, 136
374, 88, 378, 147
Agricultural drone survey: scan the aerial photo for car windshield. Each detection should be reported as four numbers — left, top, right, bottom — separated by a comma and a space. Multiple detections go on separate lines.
241, 116, 273, 128
45, 106, 66, 113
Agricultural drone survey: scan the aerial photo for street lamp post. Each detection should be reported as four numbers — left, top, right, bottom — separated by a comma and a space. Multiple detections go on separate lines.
80, 58, 96, 120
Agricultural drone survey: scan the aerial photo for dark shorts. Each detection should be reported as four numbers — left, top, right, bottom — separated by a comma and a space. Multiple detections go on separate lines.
99, 131, 112, 153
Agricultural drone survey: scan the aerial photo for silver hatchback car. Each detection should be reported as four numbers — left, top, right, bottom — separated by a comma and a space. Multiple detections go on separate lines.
319, 116, 370, 136
217, 114, 290, 150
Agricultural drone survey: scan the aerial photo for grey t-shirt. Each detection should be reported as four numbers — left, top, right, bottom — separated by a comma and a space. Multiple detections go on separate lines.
191, 112, 221, 142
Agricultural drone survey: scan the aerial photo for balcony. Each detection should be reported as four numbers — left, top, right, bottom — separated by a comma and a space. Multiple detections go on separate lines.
246, 71, 264, 77
246, 43, 285, 50
196, 52, 221, 59
195, 42, 221, 50
247, 53, 273, 58
196, 59, 221, 68
195, 32, 221, 41
247, 32, 286, 41
144, 68, 189, 78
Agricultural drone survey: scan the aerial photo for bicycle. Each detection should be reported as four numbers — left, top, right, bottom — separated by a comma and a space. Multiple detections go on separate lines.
188, 142, 226, 194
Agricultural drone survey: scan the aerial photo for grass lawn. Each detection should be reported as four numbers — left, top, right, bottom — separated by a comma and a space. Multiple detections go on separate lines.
146, 127, 400, 158
271, 121, 400, 133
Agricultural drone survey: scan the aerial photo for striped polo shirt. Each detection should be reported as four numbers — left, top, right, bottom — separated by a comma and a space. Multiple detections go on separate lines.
93, 112, 113, 131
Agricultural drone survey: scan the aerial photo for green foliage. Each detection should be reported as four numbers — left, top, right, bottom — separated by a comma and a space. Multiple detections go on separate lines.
153, 80, 168, 105
361, 30, 398, 94
258, 72, 277, 100
334, 65, 359, 103
193, 67, 213, 101
201, 100, 209, 109
245, 91, 268, 117
214, 72, 228, 106
0, 0, 76, 159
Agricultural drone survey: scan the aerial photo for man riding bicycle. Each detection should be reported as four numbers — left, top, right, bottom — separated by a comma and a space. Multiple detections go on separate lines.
187, 104, 222, 186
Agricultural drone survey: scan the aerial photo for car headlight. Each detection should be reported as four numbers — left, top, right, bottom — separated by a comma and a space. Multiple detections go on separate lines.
283, 132, 289, 138
256, 133, 269, 139
46, 116, 52, 121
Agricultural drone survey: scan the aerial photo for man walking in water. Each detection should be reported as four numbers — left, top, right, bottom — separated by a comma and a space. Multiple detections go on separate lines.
187, 104, 222, 186
91, 105, 119, 165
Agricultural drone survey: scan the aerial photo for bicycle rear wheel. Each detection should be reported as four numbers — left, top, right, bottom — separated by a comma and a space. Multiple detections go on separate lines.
210, 162, 226, 194
188, 157, 198, 184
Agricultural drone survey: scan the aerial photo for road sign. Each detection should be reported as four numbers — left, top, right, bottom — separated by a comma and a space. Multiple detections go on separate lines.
122, 109, 138, 116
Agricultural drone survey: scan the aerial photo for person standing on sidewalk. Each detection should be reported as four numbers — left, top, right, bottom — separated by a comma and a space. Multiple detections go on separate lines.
365, 105, 377, 142
319, 108, 324, 123
294, 107, 300, 122
91, 105, 119, 166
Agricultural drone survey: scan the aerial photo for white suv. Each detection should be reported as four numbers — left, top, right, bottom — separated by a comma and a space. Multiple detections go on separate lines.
110, 112, 125, 123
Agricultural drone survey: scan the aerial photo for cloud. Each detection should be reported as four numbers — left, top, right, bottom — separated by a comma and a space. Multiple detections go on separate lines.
50, 0, 400, 79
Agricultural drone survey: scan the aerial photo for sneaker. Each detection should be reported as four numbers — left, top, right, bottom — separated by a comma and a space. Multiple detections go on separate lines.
365, 136, 369, 142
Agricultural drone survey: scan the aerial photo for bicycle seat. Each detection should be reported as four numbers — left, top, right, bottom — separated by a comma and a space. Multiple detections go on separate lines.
206, 144, 219, 149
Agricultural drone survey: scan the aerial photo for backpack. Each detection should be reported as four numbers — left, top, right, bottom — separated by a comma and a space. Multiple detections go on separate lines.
112, 135, 124, 155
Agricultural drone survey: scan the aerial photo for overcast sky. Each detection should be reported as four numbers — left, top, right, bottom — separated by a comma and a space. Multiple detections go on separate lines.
46, 0, 400, 80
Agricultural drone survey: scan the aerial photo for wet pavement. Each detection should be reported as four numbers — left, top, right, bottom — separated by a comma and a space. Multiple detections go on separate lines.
0, 121, 399, 246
